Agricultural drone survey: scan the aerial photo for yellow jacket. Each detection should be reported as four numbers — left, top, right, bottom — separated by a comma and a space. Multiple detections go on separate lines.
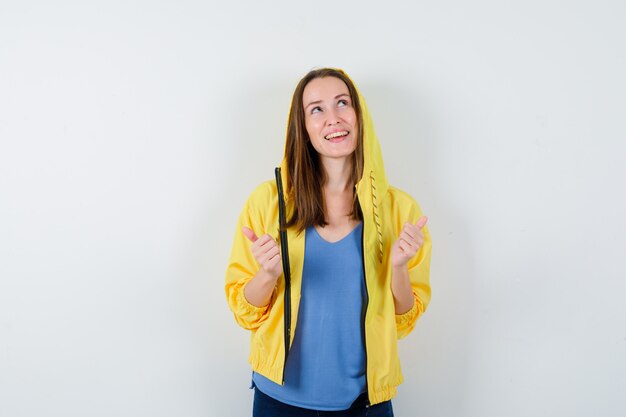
225, 76, 432, 405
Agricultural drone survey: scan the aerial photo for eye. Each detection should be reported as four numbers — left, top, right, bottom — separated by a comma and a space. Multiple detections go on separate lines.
338, 99, 350, 107
311, 106, 322, 114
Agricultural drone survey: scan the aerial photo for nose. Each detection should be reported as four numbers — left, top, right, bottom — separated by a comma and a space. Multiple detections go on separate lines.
326, 108, 340, 126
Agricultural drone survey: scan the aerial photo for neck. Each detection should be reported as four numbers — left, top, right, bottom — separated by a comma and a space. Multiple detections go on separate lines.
321, 157, 353, 193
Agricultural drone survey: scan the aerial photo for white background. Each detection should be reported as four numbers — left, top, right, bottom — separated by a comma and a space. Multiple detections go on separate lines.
1, 1, 625, 416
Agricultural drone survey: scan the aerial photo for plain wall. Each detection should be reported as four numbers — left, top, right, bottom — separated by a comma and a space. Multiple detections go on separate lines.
1, 1, 625, 416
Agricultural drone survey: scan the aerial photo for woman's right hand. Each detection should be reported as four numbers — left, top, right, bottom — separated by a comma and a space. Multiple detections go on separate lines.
242, 227, 283, 282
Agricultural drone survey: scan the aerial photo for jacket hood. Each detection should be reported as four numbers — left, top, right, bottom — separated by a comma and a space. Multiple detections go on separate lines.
277, 69, 389, 261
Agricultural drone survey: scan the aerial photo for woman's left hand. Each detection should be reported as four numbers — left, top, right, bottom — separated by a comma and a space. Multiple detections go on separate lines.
391, 216, 428, 268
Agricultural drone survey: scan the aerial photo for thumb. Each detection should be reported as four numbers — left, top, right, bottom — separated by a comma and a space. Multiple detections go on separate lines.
242, 226, 258, 243
416, 216, 428, 229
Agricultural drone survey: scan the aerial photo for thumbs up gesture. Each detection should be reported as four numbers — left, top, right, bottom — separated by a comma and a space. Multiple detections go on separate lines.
242, 227, 283, 281
391, 216, 428, 268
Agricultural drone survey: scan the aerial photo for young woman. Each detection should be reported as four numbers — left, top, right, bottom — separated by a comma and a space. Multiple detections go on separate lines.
225, 68, 432, 417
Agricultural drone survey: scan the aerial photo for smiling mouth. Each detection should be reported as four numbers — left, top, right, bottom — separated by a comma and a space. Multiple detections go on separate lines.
324, 131, 349, 140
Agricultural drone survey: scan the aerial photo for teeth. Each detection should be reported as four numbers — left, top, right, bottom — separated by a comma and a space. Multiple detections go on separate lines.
325, 131, 348, 140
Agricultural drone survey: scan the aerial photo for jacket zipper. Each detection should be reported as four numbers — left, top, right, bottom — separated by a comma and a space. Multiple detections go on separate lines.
359, 202, 370, 405
275, 168, 292, 384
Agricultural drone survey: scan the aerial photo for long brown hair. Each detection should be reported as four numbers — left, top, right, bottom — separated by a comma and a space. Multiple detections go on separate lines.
285, 68, 364, 232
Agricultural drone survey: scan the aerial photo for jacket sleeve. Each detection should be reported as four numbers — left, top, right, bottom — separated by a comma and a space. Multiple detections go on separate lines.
224, 184, 275, 330
395, 197, 432, 339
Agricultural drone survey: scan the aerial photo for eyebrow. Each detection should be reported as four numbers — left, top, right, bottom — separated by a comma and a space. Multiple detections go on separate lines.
304, 94, 350, 110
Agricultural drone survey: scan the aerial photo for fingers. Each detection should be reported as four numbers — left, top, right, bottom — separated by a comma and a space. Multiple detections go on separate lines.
396, 219, 426, 259
399, 215, 428, 243
402, 223, 419, 240
243, 227, 281, 272
401, 223, 424, 244
416, 216, 428, 229
242, 227, 258, 243
243, 227, 275, 252
256, 238, 282, 276
398, 233, 423, 254
263, 250, 282, 271
250, 234, 276, 257
393, 216, 428, 266
257, 243, 280, 265
397, 238, 413, 256
399, 230, 424, 250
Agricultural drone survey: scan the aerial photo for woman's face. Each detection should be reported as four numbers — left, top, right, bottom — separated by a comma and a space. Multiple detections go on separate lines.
302, 77, 357, 161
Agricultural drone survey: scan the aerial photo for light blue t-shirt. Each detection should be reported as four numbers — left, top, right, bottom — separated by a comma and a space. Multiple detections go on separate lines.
253, 222, 367, 410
